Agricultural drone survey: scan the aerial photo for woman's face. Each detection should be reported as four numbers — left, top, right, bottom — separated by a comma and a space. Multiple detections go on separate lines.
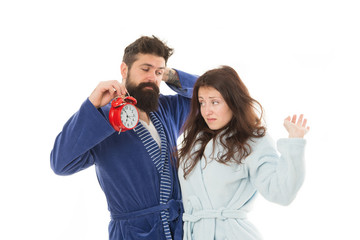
198, 86, 233, 130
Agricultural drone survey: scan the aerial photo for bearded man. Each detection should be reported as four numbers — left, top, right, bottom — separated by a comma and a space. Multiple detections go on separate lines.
50, 36, 197, 240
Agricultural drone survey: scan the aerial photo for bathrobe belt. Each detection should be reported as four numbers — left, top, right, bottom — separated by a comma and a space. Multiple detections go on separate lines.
110, 199, 183, 221
183, 196, 247, 222
183, 208, 247, 240
183, 208, 247, 222
182, 196, 247, 240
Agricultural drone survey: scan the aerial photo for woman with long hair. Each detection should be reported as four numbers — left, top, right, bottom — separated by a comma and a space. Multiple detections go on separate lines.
178, 66, 309, 239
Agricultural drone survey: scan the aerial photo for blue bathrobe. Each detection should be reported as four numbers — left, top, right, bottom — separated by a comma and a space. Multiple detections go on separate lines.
50, 70, 197, 240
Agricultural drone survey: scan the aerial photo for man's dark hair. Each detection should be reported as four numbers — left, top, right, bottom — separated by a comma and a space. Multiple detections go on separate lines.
122, 35, 174, 69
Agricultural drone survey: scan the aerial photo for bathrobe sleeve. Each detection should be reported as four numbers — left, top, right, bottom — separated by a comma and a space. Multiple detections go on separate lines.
166, 69, 196, 99
50, 99, 115, 175
247, 135, 307, 205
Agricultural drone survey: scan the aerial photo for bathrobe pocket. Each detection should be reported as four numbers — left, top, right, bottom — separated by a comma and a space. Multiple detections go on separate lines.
125, 214, 163, 240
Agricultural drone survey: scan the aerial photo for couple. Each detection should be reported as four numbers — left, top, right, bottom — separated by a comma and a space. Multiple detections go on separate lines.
50, 36, 309, 240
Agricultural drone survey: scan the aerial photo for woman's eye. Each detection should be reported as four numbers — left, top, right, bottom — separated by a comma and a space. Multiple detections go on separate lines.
212, 101, 219, 105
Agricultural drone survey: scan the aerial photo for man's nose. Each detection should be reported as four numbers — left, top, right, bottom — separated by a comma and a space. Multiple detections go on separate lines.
146, 70, 157, 82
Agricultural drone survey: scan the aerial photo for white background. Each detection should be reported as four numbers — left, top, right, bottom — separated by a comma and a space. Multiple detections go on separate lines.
1, 0, 359, 239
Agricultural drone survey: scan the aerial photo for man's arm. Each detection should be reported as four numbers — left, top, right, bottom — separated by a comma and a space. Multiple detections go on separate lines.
162, 68, 198, 99
162, 68, 182, 89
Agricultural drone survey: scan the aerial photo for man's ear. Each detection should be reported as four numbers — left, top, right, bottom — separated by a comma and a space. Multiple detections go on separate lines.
120, 62, 128, 81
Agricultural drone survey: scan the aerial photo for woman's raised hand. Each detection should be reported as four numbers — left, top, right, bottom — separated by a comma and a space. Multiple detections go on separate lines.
283, 114, 310, 138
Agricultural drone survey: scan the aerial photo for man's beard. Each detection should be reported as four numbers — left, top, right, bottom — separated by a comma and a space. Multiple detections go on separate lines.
126, 77, 160, 113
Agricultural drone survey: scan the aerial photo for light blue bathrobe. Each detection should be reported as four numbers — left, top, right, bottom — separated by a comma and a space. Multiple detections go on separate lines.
179, 134, 306, 240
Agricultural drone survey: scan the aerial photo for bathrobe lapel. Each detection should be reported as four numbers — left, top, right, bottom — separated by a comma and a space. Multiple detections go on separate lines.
135, 112, 173, 240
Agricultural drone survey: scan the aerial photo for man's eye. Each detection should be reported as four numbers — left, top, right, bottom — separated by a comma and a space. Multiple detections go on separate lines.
156, 71, 163, 76
142, 68, 149, 72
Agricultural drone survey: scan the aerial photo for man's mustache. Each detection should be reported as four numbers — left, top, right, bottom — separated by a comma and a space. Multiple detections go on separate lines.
137, 82, 159, 93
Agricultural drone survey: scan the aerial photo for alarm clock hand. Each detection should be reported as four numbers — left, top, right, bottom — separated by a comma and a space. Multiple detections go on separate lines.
123, 108, 130, 119
89, 80, 127, 108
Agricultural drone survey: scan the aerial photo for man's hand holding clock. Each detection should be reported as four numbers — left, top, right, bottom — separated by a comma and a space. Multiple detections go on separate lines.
89, 80, 127, 109
88, 80, 139, 133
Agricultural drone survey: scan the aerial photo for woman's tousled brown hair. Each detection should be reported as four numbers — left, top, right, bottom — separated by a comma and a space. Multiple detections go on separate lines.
177, 66, 266, 179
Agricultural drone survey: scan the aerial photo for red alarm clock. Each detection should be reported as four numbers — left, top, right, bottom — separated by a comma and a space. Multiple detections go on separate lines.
109, 96, 139, 133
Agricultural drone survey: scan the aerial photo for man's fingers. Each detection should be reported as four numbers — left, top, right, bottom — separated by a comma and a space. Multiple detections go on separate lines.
110, 81, 127, 96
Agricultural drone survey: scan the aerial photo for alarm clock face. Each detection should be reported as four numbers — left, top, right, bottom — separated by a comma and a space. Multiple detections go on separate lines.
120, 104, 139, 129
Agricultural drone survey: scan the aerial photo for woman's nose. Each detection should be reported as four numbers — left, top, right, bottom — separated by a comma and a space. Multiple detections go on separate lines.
204, 105, 213, 115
